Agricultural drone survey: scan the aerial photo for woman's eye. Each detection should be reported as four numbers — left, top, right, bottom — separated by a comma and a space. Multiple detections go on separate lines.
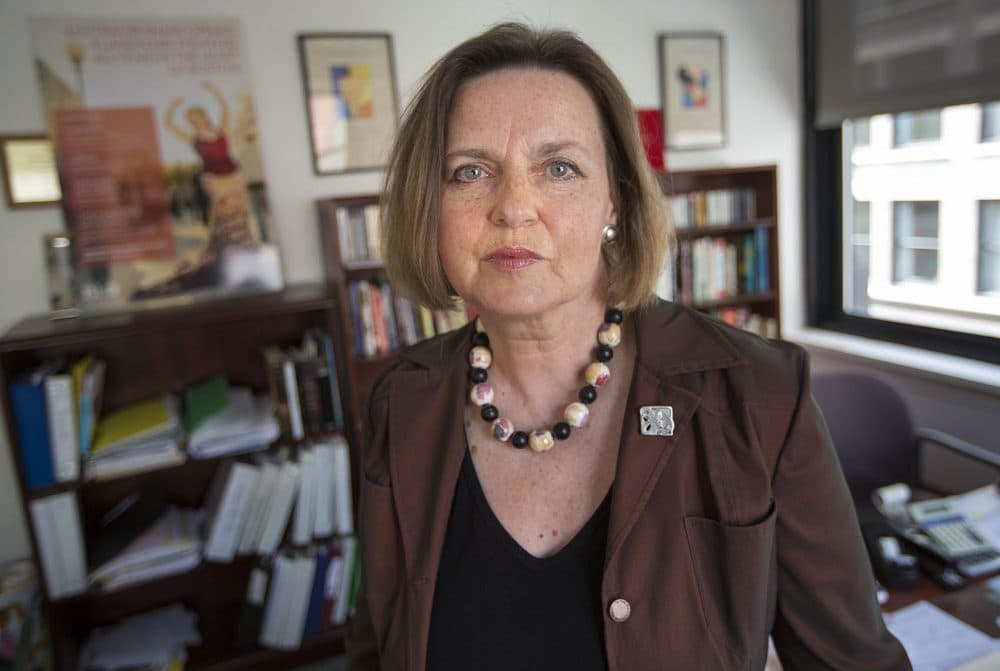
453, 165, 486, 182
546, 161, 577, 179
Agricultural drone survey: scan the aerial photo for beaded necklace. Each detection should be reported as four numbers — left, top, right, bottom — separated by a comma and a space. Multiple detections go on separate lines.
467, 308, 624, 452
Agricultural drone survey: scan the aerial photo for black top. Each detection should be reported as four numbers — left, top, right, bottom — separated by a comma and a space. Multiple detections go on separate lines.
426, 450, 612, 671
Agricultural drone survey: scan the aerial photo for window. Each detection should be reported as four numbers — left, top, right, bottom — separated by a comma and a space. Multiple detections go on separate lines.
982, 201, 1000, 294
893, 109, 941, 146
845, 200, 871, 311
984, 103, 1000, 142
893, 202, 938, 283
805, 2, 1000, 364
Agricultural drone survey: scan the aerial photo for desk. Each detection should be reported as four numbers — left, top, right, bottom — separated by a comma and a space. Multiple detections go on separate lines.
885, 574, 998, 637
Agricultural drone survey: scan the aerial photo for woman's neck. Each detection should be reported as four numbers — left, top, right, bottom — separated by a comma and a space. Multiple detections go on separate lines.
475, 298, 616, 428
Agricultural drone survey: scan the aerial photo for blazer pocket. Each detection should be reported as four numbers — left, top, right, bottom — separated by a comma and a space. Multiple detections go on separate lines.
684, 503, 777, 671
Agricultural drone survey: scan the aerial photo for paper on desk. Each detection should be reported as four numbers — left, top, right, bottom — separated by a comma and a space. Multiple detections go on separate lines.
884, 600, 1000, 671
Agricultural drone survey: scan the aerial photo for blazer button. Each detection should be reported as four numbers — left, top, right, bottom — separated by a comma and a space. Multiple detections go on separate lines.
609, 598, 631, 623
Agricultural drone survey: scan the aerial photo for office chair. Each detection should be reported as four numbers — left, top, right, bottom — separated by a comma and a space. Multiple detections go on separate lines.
810, 372, 1000, 506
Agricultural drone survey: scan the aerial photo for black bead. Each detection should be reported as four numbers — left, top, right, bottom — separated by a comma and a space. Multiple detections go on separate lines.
604, 308, 624, 324
553, 422, 571, 440
480, 404, 499, 422
596, 344, 614, 362
510, 431, 529, 449
472, 332, 490, 347
579, 385, 598, 404
469, 367, 488, 383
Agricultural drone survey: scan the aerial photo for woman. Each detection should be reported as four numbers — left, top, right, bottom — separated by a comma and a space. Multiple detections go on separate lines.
347, 23, 910, 671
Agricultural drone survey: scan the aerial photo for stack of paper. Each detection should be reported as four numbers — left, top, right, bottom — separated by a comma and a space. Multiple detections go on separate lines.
77, 603, 200, 670
187, 388, 279, 459
86, 395, 184, 481
884, 600, 1000, 671
89, 507, 202, 593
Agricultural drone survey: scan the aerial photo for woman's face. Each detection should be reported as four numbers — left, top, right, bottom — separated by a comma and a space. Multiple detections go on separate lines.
438, 67, 616, 320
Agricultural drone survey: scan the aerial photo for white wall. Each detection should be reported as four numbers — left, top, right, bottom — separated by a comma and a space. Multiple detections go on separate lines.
0, 0, 803, 562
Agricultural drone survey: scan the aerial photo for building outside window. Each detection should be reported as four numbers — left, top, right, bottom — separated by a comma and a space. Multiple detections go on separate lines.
893, 202, 938, 283
843, 104, 1000, 339
983, 102, 1000, 142
893, 109, 941, 146
981, 201, 1000, 294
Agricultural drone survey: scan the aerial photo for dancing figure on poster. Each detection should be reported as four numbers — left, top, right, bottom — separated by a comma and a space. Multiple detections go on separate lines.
164, 81, 258, 253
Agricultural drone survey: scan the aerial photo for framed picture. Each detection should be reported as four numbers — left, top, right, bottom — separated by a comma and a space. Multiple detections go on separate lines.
0, 134, 62, 209
658, 33, 726, 151
298, 33, 400, 175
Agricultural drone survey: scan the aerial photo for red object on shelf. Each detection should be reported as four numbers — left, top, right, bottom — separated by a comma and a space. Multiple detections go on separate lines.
635, 108, 665, 171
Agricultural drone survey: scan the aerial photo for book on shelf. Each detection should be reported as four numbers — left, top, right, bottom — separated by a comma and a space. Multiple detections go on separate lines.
186, 387, 279, 459
709, 307, 778, 339
86, 395, 184, 482
89, 507, 202, 593
249, 536, 358, 650
9, 362, 60, 490
668, 187, 757, 228
72, 354, 105, 457
264, 333, 345, 442
336, 202, 382, 264
43, 363, 78, 483
86, 485, 168, 572
203, 460, 259, 563
347, 278, 470, 358
677, 230, 771, 305
29, 492, 87, 600
77, 603, 199, 671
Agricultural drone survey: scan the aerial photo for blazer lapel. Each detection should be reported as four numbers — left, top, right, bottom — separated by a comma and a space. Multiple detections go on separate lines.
607, 301, 746, 565
386, 327, 471, 670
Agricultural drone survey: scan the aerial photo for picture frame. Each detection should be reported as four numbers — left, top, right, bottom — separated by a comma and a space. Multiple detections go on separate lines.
298, 33, 400, 175
658, 33, 726, 151
0, 134, 61, 209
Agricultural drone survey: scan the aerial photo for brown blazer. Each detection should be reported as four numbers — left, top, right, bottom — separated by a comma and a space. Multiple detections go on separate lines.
346, 299, 911, 671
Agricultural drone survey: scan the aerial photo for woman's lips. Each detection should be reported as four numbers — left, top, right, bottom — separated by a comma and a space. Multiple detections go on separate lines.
484, 246, 543, 270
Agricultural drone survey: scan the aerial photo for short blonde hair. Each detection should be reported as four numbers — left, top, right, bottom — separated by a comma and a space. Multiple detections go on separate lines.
381, 22, 672, 311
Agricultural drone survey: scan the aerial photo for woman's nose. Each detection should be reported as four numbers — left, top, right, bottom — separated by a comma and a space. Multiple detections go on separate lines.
489, 173, 539, 228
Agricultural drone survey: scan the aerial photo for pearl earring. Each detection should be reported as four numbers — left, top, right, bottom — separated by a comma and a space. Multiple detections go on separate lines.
601, 225, 618, 243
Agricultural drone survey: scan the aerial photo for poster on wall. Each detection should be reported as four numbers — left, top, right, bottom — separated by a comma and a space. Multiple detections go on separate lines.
29, 16, 282, 314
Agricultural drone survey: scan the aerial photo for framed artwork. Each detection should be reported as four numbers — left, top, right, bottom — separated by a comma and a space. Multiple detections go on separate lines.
0, 134, 61, 209
298, 33, 400, 175
658, 33, 726, 151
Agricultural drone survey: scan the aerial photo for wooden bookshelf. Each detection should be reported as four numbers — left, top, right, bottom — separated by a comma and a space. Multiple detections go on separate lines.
0, 283, 356, 670
657, 165, 781, 337
316, 195, 471, 440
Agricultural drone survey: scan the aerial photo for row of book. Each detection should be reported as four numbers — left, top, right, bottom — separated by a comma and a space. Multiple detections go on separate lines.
676, 229, 771, 305
9, 355, 105, 489
335, 202, 383, 264
349, 279, 469, 359
667, 187, 758, 229
9, 330, 343, 489
263, 329, 345, 441
237, 537, 358, 651
709, 307, 779, 339
29, 438, 354, 602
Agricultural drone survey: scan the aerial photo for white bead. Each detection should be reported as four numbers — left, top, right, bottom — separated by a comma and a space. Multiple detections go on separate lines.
597, 323, 622, 347
470, 383, 494, 406
529, 430, 554, 453
491, 417, 514, 441
564, 402, 590, 428
585, 362, 610, 387
469, 346, 492, 369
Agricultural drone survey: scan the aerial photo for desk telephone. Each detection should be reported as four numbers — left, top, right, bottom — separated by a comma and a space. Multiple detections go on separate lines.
900, 499, 1000, 578
871, 483, 1000, 579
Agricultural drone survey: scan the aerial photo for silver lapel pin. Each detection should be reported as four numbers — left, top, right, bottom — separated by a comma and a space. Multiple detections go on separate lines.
640, 406, 675, 436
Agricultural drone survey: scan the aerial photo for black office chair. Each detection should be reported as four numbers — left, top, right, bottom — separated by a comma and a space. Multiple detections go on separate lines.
811, 372, 1000, 507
